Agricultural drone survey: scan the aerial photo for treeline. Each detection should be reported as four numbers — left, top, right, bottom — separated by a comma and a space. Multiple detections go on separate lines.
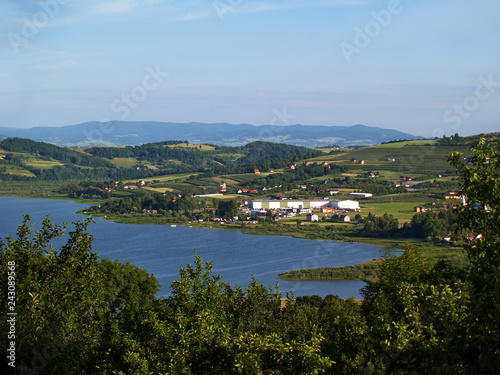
357, 210, 458, 242
234, 141, 322, 164
403, 210, 458, 241
1, 164, 164, 182
361, 212, 399, 236
437, 133, 498, 146
85, 192, 195, 215
86, 143, 216, 170
61, 180, 118, 199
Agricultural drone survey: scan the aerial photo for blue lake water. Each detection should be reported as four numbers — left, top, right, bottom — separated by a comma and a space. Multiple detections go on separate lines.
0, 197, 387, 299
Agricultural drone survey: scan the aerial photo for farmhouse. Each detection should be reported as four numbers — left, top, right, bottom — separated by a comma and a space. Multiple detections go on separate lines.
332, 214, 351, 223
306, 214, 319, 222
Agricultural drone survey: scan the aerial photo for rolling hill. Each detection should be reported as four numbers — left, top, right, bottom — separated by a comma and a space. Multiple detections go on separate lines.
0, 138, 322, 181
0, 121, 422, 148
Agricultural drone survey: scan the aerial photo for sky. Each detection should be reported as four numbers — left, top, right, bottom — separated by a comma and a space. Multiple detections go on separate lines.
0, 0, 499, 138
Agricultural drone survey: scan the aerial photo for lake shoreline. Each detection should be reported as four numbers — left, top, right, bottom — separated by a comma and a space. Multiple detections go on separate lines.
76, 210, 400, 283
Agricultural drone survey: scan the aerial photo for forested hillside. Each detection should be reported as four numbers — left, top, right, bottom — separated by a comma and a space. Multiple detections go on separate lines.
0, 138, 112, 168
0, 138, 322, 181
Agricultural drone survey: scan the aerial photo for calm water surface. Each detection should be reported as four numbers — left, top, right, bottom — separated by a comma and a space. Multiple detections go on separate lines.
0, 197, 386, 298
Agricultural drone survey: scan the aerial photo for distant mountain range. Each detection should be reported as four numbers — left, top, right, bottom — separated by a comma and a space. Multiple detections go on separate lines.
0, 121, 422, 148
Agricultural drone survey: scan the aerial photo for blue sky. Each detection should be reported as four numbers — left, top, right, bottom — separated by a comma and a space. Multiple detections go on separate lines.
1, 0, 499, 137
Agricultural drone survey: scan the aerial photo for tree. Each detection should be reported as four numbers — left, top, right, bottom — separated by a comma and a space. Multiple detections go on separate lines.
447, 137, 500, 372
362, 246, 470, 374
0, 216, 108, 373
215, 200, 238, 220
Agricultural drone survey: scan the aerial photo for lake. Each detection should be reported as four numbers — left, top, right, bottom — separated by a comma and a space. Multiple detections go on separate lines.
0, 197, 386, 299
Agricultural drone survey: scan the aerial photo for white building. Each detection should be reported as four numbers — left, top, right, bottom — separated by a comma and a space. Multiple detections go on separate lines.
250, 199, 360, 211
306, 214, 319, 222
349, 192, 373, 198
329, 199, 360, 210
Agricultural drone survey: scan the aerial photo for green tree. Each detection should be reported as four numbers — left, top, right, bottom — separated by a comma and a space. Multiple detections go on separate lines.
0, 216, 108, 374
215, 200, 239, 220
447, 137, 500, 372
362, 246, 470, 374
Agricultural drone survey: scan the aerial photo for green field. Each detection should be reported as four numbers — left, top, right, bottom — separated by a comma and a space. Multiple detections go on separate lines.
23, 159, 64, 169
315, 141, 473, 175
111, 157, 138, 167
0, 165, 36, 177
360, 201, 425, 223
166, 143, 216, 151
126, 173, 201, 184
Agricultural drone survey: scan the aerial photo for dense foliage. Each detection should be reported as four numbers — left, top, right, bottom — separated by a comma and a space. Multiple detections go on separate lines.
85, 141, 322, 174
403, 210, 458, 241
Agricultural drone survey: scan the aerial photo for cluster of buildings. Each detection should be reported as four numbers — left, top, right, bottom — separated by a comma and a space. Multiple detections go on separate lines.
247, 198, 358, 223
288, 161, 333, 170
249, 198, 360, 211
